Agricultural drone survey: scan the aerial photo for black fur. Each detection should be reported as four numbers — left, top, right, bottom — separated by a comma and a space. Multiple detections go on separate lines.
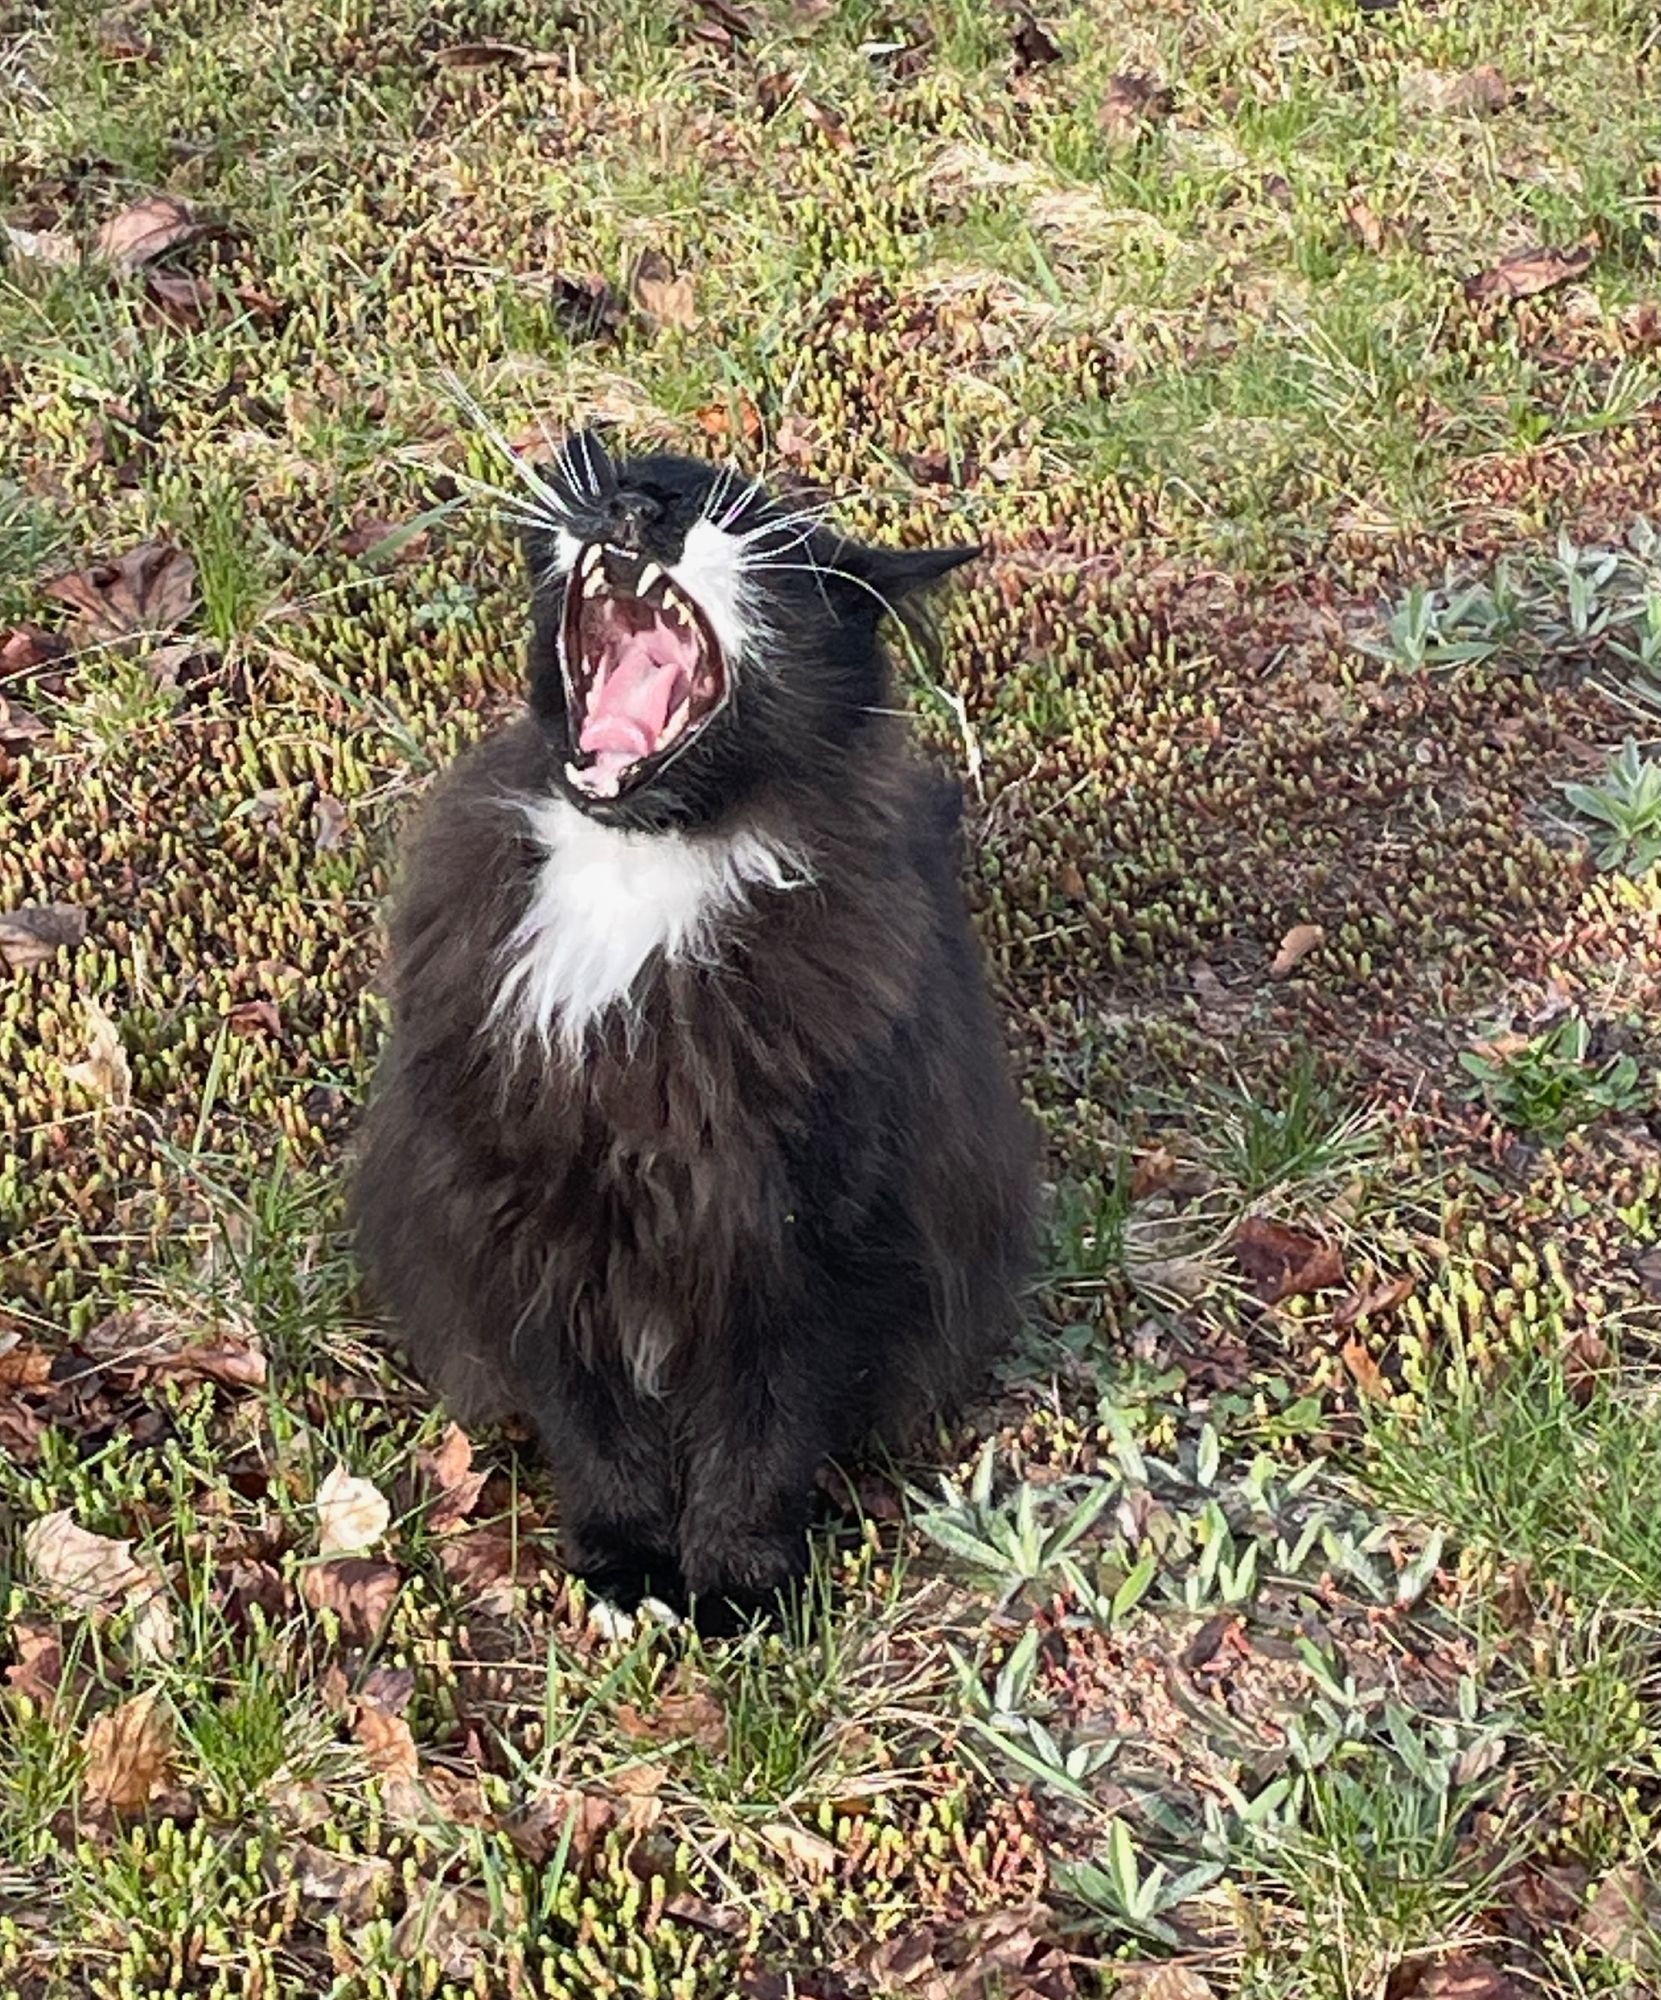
350, 433, 1038, 1633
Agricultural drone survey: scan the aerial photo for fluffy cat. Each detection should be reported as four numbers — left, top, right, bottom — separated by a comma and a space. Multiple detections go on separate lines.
350, 428, 1038, 1632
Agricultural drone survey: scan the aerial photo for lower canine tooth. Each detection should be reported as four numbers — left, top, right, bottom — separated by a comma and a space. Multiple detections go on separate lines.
638, 562, 664, 595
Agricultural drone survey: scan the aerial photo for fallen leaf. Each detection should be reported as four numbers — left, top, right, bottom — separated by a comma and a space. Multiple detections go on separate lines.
144, 269, 218, 326
436, 1520, 537, 1611
0, 904, 86, 971
227, 997, 282, 1041
1012, 13, 1062, 67
95, 194, 204, 272
1232, 1216, 1345, 1304
5, 1617, 65, 1704
392, 1885, 507, 1982
129, 1593, 177, 1664
290, 1841, 392, 1921
1, 624, 73, 680
1333, 1273, 1415, 1328
418, 1422, 488, 1532
693, 0, 758, 39
617, 1686, 726, 1753
1115, 1966, 1217, 1999
355, 1700, 419, 1782
1562, 1328, 1613, 1405
1393, 1959, 1526, 1999
24, 1510, 157, 1610
315, 1463, 391, 1554
218, 1558, 289, 1631
632, 250, 699, 331
1341, 1336, 1390, 1401
1131, 1145, 1178, 1198
1449, 64, 1511, 113
1270, 921, 1325, 978
0, 695, 49, 751
665, 1890, 746, 1935
1344, 199, 1385, 252
310, 793, 351, 852
64, 997, 132, 1108
1098, 70, 1175, 140
549, 271, 628, 339
0, 1337, 50, 1391
43, 542, 197, 645
1465, 240, 1597, 302
761, 1821, 839, 1877
695, 393, 761, 444
1056, 861, 1087, 900
4, 223, 78, 266
83, 1688, 175, 1812
301, 1558, 401, 1644
1581, 1863, 1661, 1966
506, 1785, 617, 1868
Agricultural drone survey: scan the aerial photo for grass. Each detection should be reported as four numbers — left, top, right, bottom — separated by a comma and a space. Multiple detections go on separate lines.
3, 0, 1661, 1993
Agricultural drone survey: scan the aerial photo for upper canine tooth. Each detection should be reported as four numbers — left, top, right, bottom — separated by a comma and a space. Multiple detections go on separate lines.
580, 545, 602, 576
638, 562, 664, 596
582, 567, 605, 597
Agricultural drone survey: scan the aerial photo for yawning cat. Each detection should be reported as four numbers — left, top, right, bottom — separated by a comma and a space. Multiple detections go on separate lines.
351, 427, 1038, 1632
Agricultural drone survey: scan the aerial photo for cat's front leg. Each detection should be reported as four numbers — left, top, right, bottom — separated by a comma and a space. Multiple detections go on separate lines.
674, 1325, 843, 1636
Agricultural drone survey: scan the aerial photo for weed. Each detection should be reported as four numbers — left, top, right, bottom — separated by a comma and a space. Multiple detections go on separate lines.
1562, 738, 1661, 875
1459, 1016, 1646, 1142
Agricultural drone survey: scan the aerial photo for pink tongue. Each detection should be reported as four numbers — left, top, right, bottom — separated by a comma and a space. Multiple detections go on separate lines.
579, 641, 686, 760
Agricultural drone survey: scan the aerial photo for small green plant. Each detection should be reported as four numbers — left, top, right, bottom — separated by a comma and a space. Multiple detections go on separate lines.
1459, 1016, 1644, 1142
1562, 738, 1661, 874
1208, 1053, 1376, 1200
1055, 1818, 1224, 1946
913, 1442, 1117, 1610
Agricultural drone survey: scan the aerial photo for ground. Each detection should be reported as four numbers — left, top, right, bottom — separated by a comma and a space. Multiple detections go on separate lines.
2, 2, 1660, 1995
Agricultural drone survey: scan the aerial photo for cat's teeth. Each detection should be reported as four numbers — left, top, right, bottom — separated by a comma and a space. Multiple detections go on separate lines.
659, 701, 690, 745
579, 545, 602, 577
637, 562, 664, 598
582, 565, 606, 598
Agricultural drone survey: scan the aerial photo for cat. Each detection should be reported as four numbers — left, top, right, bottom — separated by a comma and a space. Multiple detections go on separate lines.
350, 426, 1038, 1633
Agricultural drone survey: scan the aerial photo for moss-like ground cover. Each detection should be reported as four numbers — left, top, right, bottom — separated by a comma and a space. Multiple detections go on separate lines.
3, 3, 1660, 1994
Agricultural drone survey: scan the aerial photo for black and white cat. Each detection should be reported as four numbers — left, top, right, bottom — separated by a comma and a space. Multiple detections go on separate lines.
351, 429, 1037, 1632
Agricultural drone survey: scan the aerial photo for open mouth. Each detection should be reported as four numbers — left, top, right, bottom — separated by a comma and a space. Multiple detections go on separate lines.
559, 545, 727, 801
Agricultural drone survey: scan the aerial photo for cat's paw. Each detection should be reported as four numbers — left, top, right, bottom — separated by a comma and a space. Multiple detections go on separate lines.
687, 1575, 803, 1640
566, 1532, 685, 1617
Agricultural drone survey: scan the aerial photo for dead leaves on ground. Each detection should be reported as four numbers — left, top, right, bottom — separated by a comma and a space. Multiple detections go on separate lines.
82, 1688, 179, 1814
1231, 1215, 1345, 1304
24, 1510, 162, 1616
1098, 71, 1175, 141
631, 249, 699, 331
43, 542, 197, 647
0, 902, 86, 970
315, 1463, 392, 1555
301, 1556, 402, 1645
866, 1902, 1075, 1999
1465, 239, 1598, 302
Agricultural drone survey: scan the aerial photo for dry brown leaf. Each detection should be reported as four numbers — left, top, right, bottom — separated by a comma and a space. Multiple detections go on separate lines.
144, 270, 218, 326
312, 794, 351, 852
0, 904, 86, 971
95, 194, 204, 271
1116, 1969, 1218, 2000
4, 224, 78, 266
1232, 1216, 1345, 1303
1449, 64, 1511, 113
24, 1510, 157, 1610
664, 1890, 746, 1936
436, 1519, 536, 1611
43, 542, 197, 645
95, 14, 152, 60
130, 1593, 178, 1664
300, 1558, 401, 1644
1563, 1328, 1614, 1406
1333, 1272, 1415, 1328
1465, 240, 1597, 301
1344, 199, 1385, 253
1341, 1336, 1390, 1401
695, 392, 761, 444
0, 1339, 51, 1391
0, 693, 50, 752
64, 997, 131, 1108
1099, 70, 1175, 140
1581, 1863, 1661, 1967
506, 1785, 616, 1868
760, 1821, 838, 1877
1270, 921, 1324, 978
315, 1463, 391, 1554
291, 1841, 392, 1921
632, 250, 699, 331
83, 1688, 176, 1812
617, 1686, 727, 1753
1396, 1959, 1526, 1999
6, 1617, 65, 1704
228, 997, 283, 1041
418, 1422, 488, 1532
355, 1701, 419, 1782
391, 1885, 507, 1982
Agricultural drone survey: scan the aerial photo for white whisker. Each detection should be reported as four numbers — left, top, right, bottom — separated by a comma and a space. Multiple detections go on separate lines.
744, 559, 901, 625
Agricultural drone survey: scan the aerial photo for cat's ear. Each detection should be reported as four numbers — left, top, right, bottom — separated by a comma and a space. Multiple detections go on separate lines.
850, 541, 980, 605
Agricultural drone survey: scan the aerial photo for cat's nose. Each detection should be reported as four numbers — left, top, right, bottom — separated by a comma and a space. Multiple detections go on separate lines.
605, 490, 662, 552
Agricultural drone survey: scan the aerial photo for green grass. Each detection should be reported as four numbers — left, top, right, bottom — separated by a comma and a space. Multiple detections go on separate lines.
4, 0, 1661, 1992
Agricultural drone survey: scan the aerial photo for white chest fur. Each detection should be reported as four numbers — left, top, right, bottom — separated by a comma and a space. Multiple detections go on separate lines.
490, 795, 809, 1055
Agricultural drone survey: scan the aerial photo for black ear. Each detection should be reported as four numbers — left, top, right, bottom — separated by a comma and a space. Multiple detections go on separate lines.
851, 541, 980, 604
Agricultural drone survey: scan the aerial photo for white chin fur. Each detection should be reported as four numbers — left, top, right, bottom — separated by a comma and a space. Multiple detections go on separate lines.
489, 796, 811, 1056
